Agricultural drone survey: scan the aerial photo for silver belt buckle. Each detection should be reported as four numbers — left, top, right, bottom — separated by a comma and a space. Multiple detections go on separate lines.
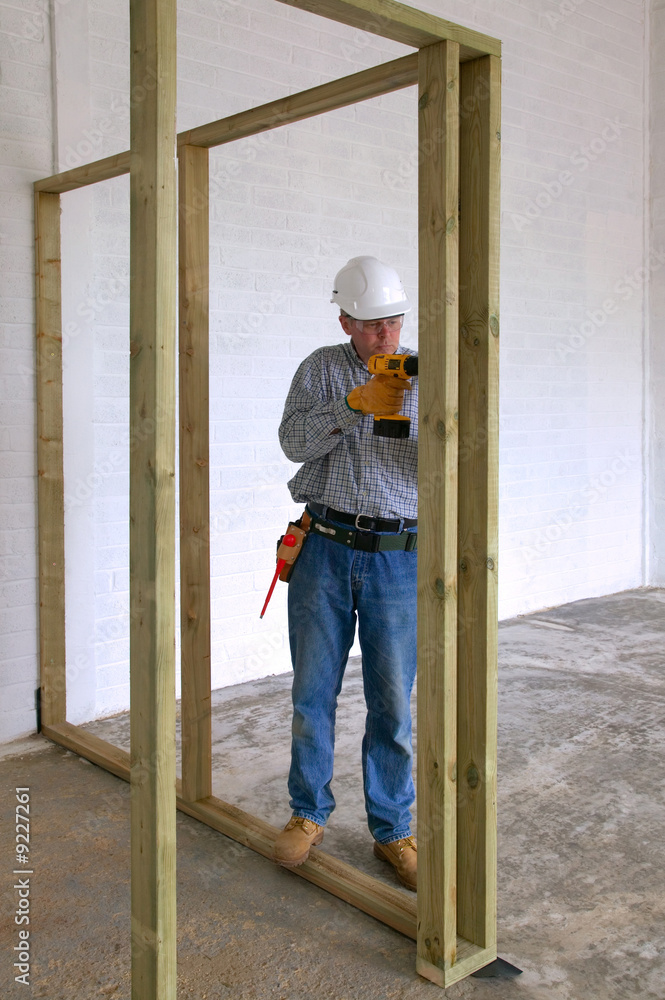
355, 513, 372, 531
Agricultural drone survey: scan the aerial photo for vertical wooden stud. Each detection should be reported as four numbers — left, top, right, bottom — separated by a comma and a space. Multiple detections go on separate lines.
129, 1, 177, 998
35, 190, 66, 728
416, 38, 460, 987
457, 54, 501, 953
179, 144, 212, 803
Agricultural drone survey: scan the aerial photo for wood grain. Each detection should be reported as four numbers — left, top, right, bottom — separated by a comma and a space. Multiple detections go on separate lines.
35, 191, 66, 727
178, 54, 418, 149
34, 151, 130, 194
275, 0, 500, 60
128, 2, 178, 997
415, 38, 460, 987
178, 144, 212, 803
457, 53, 501, 952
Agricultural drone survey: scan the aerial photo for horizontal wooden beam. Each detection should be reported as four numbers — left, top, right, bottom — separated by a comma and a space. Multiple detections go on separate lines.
34, 151, 131, 194
35, 54, 417, 191
178, 53, 418, 148
275, 0, 500, 60
40, 719, 491, 976
42, 721, 130, 778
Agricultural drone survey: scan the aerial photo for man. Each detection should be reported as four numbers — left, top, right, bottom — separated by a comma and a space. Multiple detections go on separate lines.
273, 256, 418, 891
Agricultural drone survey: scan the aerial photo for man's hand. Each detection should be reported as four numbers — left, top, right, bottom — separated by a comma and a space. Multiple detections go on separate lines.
346, 374, 410, 416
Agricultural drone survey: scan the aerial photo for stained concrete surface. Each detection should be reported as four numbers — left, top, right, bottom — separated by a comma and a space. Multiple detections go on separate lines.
1, 588, 664, 998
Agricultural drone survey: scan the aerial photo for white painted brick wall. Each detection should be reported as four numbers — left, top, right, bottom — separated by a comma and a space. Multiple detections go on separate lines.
649, 0, 665, 583
0, 1, 54, 742
0, 0, 658, 741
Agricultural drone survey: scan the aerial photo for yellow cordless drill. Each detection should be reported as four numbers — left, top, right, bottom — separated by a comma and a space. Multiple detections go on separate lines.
367, 353, 418, 439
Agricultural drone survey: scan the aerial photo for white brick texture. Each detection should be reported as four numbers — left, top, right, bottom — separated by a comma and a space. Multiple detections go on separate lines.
0, 0, 54, 742
649, 0, 665, 583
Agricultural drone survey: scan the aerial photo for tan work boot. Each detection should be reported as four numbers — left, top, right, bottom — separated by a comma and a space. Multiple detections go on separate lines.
373, 835, 417, 891
273, 815, 324, 867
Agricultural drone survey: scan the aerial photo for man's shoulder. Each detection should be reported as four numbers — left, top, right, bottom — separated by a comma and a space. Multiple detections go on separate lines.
297, 342, 355, 369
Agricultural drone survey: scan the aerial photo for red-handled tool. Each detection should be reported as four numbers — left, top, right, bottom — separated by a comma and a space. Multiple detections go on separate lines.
260, 533, 297, 618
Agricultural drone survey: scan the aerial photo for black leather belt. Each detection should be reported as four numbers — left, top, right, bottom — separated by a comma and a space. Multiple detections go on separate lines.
307, 504, 417, 553
307, 502, 417, 533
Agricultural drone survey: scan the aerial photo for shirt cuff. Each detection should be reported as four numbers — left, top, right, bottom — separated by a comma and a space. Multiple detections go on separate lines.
337, 396, 363, 427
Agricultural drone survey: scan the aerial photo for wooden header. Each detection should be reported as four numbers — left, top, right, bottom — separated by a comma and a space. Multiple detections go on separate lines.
34, 0, 501, 193
35, 54, 418, 192
276, 0, 500, 60
178, 52, 418, 148
34, 150, 131, 194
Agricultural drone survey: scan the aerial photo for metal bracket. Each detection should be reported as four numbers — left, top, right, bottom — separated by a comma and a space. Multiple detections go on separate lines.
471, 957, 523, 979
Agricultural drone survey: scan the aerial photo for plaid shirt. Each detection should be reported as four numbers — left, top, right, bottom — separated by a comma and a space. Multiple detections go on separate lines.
279, 341, 418, 520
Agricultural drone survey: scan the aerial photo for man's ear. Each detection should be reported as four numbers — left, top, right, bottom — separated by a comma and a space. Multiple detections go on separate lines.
339, 314, 352, 337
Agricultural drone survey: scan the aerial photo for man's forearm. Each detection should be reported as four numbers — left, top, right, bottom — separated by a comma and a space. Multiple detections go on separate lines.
279, 397, 361, 462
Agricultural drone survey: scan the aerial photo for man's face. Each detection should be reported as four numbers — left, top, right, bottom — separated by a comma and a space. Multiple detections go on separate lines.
339, 314, 404, 364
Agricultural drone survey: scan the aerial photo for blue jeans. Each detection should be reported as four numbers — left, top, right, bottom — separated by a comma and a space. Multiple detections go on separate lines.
287, 522, 417, 844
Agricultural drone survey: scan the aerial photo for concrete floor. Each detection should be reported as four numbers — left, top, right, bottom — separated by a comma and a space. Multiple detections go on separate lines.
1, 588, 664, 999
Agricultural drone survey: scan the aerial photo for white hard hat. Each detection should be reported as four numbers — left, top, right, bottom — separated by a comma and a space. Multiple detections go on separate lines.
331, 256, 411, 321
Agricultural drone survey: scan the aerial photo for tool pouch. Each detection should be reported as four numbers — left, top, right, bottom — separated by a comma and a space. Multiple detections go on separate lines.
277, 508, 311, 582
